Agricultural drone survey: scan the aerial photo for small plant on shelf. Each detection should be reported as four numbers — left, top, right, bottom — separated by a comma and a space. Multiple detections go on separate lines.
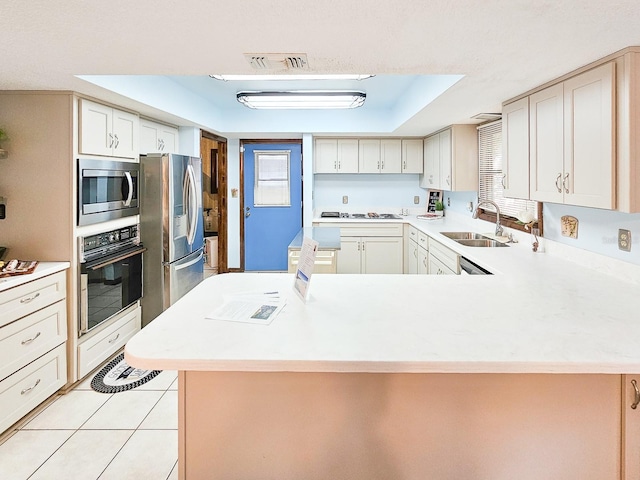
434, 200, 444, 216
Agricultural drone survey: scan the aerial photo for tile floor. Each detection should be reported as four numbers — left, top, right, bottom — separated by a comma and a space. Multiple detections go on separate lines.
0, 366, 179, 480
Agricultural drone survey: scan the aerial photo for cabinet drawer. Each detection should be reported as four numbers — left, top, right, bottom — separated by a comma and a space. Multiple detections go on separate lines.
78, 306, 140, 378
0, 343, 67, 433
428, 253, 457, 275
408, 226, 418, 242
288, 250, 337, 274
428, 240, 459, 274
328, 223, 403, 237
0, 301, 67, 382
417, 231, 429, 249
0, 271, 66, 329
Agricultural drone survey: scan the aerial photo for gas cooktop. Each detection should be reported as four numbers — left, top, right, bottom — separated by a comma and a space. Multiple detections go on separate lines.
320, 212, 401, 220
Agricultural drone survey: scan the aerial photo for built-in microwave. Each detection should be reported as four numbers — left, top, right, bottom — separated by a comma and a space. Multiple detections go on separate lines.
78, 158, 139, 226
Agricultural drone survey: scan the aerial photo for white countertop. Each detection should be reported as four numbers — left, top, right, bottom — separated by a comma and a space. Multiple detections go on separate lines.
0, 261, 70, 292
126, 217, 640, 373
287, 227, 341, 250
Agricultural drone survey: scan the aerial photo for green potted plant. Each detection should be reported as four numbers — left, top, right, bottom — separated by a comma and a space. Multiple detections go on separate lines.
434, 200, 444, 217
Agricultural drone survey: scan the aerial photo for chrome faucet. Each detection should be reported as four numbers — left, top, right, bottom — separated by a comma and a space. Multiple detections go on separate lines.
473, 199, 504, 236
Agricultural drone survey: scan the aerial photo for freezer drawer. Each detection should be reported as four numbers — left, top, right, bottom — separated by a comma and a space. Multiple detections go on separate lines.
164, 249, 204, 309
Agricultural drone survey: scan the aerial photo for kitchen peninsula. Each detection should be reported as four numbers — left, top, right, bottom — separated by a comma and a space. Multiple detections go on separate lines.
125, 218, 640, 480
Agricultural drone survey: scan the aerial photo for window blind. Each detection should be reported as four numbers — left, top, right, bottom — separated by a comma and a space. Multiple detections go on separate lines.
478, 121, 537, 220
253, 150, 291, 206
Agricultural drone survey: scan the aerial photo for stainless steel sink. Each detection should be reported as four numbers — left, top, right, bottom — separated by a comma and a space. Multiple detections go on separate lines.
440, 232, 489, 240
440, 232, 509, 248
455, 238, 509, 248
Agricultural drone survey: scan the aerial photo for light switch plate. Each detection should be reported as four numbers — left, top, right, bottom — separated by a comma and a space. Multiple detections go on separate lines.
342, 196, 348, 204
618, 229, 631, 251
413, 196, 420, 204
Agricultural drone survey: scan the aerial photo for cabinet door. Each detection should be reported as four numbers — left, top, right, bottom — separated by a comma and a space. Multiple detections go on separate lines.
159, 125, 179, 153
563, 62, 615, 209
529, 83, 564, 203
439, 129, 452, 190
111, 108, 139, 159
407, 240, 419, 274
337, 237, 361, 273
623, 374, 640, 480
401, 139, 423, 173
314, 139, 338, 173
428, 253, 456, 275
381, 139, 402, 173
420, 135, 440, 188
417, 245, 429, 274
362, 237, 403, 274
502, 97, 530, 199
337, 139, 359, 173
140, 119, 160, 154
358, 139, 381, 173
79, 99, 113, 157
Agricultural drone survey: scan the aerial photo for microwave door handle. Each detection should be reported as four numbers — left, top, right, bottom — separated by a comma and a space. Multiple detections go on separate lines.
186, 164, 198, 245
123, 171, 134, 207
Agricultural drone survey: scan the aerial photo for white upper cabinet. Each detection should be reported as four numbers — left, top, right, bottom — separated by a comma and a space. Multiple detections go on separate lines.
401, 139, 423, 173
140, 119, 179, 154
502, 97, 530, 199
530, 62, 615, 208
316, 137, 422, 174
79, 99, 139, 159
314, 138, 358, 173
420, 125, 477, 191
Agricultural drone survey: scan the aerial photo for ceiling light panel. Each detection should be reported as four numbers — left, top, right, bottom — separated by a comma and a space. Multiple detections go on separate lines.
210, 74, 374, 81
236, 91, 366, 109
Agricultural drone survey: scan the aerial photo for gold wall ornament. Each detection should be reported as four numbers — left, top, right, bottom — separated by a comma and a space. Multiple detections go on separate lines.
561, 215, 579, 239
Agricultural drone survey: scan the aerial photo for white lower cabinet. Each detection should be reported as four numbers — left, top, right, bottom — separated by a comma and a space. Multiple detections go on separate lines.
339, 237, 403, 274
0, 269, 68, 434
428, 238, 460, 275
623, 374, 640, 480
77, 305, 141, 378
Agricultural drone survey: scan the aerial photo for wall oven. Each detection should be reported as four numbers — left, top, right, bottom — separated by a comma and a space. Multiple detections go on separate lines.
78, 225, 145, 336
78, 158, 139, 226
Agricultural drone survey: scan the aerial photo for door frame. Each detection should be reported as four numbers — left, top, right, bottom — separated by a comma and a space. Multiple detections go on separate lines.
201, 130, 228, 272
239, 139, 303, 272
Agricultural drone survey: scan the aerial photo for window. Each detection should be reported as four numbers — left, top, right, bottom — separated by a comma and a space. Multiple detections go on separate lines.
477, 121, 541, 232
253, 150, 291, 206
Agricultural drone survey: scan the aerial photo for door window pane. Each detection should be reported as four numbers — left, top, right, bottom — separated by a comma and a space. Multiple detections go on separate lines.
254, 150, 291, 206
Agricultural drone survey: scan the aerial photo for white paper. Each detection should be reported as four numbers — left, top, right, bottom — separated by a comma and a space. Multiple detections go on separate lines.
293, 237, 319, 302
205, 291, 285, 325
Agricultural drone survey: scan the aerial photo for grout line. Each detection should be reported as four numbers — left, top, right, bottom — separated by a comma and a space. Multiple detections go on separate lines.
95, 430, 136, 480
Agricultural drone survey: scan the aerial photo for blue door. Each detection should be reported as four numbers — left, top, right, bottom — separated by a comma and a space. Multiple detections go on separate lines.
243, 142, 302, 271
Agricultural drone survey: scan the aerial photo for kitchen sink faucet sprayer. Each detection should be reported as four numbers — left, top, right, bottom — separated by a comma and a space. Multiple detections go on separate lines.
473, 199, 503, 236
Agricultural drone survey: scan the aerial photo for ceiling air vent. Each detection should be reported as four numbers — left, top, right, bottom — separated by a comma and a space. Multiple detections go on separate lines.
472, 113, 502, 121
244, 53, 309, 71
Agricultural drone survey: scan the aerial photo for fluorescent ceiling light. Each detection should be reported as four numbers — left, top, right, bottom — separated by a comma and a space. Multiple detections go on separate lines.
211, 74, 374, 81
236, 91, 366, 109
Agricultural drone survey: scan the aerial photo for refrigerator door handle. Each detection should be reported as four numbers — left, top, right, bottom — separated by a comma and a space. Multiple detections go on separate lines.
174, 249, 204, 271
186, 164, 198, 246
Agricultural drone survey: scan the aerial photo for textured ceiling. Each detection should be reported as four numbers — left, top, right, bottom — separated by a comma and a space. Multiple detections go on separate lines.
2, 0, 640, 136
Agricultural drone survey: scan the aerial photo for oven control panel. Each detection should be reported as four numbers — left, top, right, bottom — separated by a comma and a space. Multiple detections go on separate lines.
80, 225, 140, 262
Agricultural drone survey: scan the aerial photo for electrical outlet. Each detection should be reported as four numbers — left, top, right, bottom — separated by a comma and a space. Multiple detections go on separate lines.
342, 195, 348, 204
413, 196, 420, 205
447, 197, 451, 207
618, 229, 632, 252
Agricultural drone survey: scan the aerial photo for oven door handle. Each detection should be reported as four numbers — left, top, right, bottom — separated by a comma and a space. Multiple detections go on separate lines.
85, 247, 146, 271
80, 273, 89, 334
123, 171, 134, 207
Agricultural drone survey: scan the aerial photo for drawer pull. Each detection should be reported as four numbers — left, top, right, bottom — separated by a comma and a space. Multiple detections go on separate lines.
108, 333, 121, 344
21, 331, 41, 345
632, 379, 640, 409
20, 292, 41, 304
21, 378, 41, 395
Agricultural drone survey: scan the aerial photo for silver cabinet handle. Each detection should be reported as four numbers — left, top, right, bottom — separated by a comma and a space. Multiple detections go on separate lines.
377, 161, 380, 170
501, 174, 507, 189
114, 134, 120, 148
21, 331, 41, 345
108, 133, 114, 148
563, 173, 570, 194
413, 249, 417, 258
21, 378, 41, 395
422, 258, 427, 267
632, 379, 640, 409
20, 292, 40, 304
108, 333, 121, 344
334, 161, 337, 170
555, 173, 562, 193
446, 176, 450, 186
403, 160, 407, 169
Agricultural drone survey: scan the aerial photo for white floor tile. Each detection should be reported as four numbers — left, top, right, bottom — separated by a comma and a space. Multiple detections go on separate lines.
135, 370, 177, 391
167, 460, 179, 480
0, 430, 74, 480
98, 430, 177, 480
29, 430, 133, 480
81, 390, 164, 430
23, 390, 112, 430
73, 375, 94, 390
139, 391, 178, 430
169, 377, 178, 391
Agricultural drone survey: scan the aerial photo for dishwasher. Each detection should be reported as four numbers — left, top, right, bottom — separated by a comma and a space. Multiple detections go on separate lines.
459, 256, 492, 275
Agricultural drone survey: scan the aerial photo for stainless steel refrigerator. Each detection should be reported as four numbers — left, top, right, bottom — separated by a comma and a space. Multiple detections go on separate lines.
140, 153, 204, 327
